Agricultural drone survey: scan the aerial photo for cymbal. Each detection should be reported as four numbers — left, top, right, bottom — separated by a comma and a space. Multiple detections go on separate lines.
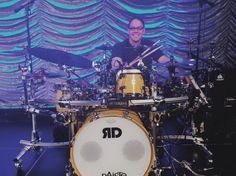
30, 47, 92, 69
155, 60, 194, 70
176, 58, 196, 65
175, 71, 191, 77
25, 71, 64, 79
31, 99, 57, 105
42, 72, 64, 78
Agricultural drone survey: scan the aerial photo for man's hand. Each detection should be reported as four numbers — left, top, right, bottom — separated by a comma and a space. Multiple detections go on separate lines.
111, 57, 123, 70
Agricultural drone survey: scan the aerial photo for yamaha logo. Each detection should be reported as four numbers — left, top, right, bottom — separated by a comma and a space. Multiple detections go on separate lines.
102, 172, 127, 176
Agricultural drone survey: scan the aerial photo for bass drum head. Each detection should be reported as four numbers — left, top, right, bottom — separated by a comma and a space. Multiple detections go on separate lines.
70, 109, 155, 176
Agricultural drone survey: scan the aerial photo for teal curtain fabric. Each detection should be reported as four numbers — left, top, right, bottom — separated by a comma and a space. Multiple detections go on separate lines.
0, 0, 235, 107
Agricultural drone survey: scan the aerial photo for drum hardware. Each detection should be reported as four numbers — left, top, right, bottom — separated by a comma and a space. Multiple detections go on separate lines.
14, 105, 71, 170
60, 65, 90, 88
93, 44, 111, 93
14, 62, 72, 170
149, 106, 162, 172
19, 140, 70, 148
156, 134, 213, 158
150, 83, 158, 98
106, 98, 129, 108
14, 56, 39, 169
128, 96, 189, 106
58, 96, 189, 109
58, 100, 102, 107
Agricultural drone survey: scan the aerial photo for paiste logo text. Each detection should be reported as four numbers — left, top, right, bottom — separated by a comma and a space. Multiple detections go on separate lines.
102, 172, 127, 176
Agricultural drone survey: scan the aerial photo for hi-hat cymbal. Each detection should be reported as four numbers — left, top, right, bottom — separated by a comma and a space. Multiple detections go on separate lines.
30, 47, 92, 69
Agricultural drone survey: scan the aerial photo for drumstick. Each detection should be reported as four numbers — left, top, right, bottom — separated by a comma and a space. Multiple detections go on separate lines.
128, 44, 161, 67
142, 45, 163, 59
127, 45, 163, 68
141, 40, 161, 56
188, 74, 208, 104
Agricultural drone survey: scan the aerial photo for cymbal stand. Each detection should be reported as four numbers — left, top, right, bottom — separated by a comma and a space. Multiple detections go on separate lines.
14, 1, 70, 171
93, 58, 111, 100
149, 106, 161, 173
59, 66, 90, 176
14, 66, 70, 171
98, 49, 110, 90
187, 75, 214, 164
148, 71, 163, 175
61, 65, 90, 87
14, 1, 40, 169
195, 0, 215, 77
14, 63, 40, 169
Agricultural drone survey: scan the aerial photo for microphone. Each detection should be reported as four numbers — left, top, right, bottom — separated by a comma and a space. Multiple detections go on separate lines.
14, 0, 36, 13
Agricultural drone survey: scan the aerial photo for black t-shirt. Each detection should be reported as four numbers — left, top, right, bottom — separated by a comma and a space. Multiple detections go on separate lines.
111, 38, 164, 69
110, 38, 164, 85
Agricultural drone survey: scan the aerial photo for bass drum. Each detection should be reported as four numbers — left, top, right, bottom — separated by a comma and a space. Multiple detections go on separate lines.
70, 108, 155, 176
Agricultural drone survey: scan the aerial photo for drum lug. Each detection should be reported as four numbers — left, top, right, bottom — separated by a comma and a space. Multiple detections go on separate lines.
119, 86, 125, 91
65, 162, 76, 176
122, 110, 131, 119
90, 112, 100, 122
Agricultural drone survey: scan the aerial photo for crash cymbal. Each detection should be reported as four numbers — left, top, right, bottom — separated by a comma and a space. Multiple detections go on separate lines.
30, 47, 92, 69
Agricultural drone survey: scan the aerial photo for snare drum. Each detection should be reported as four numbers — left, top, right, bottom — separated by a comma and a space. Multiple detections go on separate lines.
116, 69, 147, 98
70, 108, 155, 176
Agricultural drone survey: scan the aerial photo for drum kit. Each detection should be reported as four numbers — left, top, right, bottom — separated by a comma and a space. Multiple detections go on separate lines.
14, 46, 214, 176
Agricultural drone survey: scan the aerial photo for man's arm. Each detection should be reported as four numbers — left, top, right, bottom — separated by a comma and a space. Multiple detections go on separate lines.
158, 55, 170, 63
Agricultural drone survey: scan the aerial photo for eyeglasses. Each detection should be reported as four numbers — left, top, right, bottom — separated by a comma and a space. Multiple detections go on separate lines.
129, 27, 144, 31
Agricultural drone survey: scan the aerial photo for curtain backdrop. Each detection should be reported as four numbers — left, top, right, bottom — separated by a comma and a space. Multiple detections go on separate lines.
0, 0, 235, 108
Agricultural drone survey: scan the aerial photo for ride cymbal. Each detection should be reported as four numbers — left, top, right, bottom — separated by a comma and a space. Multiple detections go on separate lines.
30, 47, 92, 69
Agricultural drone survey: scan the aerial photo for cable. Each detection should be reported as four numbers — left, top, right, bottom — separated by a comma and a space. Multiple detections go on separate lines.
163, 145, 206, 176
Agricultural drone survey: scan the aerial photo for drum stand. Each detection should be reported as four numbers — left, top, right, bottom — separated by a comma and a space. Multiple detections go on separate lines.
14, 67, 70, 171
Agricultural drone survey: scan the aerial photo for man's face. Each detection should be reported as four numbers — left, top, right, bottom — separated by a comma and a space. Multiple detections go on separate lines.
128, 19, 145, 43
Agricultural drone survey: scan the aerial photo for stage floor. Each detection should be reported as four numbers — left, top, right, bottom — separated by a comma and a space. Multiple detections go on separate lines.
0, 109, 235, 176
